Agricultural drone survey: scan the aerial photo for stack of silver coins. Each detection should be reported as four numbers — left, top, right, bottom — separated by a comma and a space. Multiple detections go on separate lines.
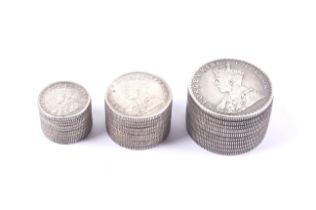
38, 81, 92, 144
186, 59, 273, 155
105, 72, 172, 149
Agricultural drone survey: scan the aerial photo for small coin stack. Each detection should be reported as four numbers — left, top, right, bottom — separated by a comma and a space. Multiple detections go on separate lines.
105, 72, 172, 149
38, 81, 92, 144
187, 59, 273, 155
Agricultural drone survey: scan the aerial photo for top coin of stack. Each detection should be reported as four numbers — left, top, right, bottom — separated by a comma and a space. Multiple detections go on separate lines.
38, 81, 93, 144
186, 59, 273, 155
105, 72, 173, 149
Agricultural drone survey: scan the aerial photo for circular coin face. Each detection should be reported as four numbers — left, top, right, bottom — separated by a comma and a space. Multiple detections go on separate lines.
189, 59, 273, 119
39, 81, 90, 118
106, 72, 172, 118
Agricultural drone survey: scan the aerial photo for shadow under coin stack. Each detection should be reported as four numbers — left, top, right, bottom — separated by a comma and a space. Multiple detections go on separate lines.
38, 81, 92, 144
187, 59, 273, 155
105, 72, 172, 149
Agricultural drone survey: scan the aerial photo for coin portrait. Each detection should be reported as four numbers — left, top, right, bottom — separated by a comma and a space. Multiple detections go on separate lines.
121, 80, 164, 116
213, 63, 264, 114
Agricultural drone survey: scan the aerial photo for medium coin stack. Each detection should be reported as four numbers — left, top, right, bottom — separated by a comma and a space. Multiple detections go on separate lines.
38, 81, 92, 144
187, 59, 273, 155
105, 72, 172, 149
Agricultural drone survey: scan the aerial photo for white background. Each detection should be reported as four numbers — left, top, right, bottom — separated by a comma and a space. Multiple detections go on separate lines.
0, 0, 315, 209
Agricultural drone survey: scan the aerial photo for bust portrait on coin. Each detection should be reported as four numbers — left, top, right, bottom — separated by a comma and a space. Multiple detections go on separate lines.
50, 89, 81, 115
213, 63, 264, 114
123, 82, 164, 116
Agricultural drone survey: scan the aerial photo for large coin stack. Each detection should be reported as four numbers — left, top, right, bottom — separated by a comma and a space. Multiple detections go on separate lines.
38, 81, 92, 144
105, 72, 172, 149
187, 59, 273, 155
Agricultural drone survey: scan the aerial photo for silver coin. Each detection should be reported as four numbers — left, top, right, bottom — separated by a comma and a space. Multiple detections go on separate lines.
107, 124, 170, 135
187, 107, 271, 132
188, 126, 268, 155
38, 81, 92, 144
105, 72, 172, 119
187, 119, 270, 137
105, 104, 172, 126
106, 120, 171, 138
187, 93, 272, 121
187, 123, 269, 155
39, 81, 91, 119
187, 121, 269, 141
40, 119, 92, 144
39, 106, 92, 124
186, 93, 272, 124
186, 59, 273, 155
107, 128, 169, 145
107, 128, 169, 141
40, 117, 92, 132
107, 120, 171, 136
108, 135, 165, 150
105, 72, 172, 149
186, 106, 271, 133
187, 121, 269, 142
108, 112, 171, 128
188, 59, 273, 120
41, 122, 92, 144
186, 108, 271, 135
108, 130, 169, 149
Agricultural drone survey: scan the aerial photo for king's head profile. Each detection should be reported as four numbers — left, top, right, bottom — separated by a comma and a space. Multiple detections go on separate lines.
213, 63, 245, 93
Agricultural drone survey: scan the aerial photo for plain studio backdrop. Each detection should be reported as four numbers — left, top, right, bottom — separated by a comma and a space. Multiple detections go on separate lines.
0, 0, 314, 209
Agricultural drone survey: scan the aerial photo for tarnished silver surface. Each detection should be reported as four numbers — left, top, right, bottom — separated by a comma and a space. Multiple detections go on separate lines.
187, 59, 273, 155
38, 81, 92, 144
105, 72, 172, 149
